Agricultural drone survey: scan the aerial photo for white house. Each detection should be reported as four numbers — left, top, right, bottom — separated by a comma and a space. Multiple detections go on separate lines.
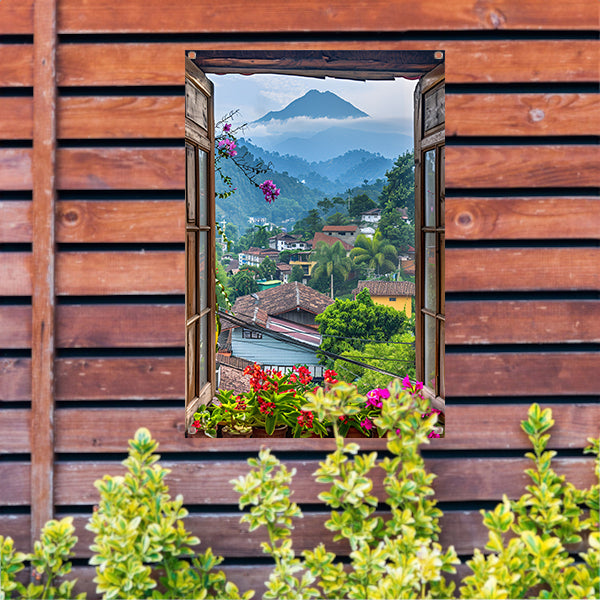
360, 207, 382, 223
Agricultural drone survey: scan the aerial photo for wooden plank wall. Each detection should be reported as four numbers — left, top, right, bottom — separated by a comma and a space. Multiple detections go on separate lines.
1, 0, 598, 596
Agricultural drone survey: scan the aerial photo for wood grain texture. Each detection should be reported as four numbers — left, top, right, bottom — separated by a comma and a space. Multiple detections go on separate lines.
0, 409, 30, 453
446, 300, 600, 344
31, 0, 58, 545
446, 352, 600, 396
57, 96, 184, 139
56, 0, 598, 33
0, 201, 32, 242
447, 94, 600, 137
0, 149, 33, 190
56, 148, 184, 190
55, 357, 183, 400
1, 463, 30, 505
0, 98, 33, 139
0, 253, 32, 295
446, 248, 600, 292
51, 456, 596, 505
56, 41, 600, 87
0, 359, 31, 401
0, 306, 32, 349
0, 0, 33, 34
56, 251, 184, 295
446, 145, 599, 189
50, 403, 599, 453
446, 197, 600, 240
55, 304, 184, 347
56, 200, 184, 243
0, 45, 34, 86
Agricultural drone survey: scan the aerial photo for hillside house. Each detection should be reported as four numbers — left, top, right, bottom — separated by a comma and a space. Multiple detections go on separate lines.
276, 262, 292, 283
269, 232, 311, 251
360, 207, 383, 223
309, 231, 354, 253
352, 279, 416, 317
322, 224, 359, 245
238, 246, 280, 267
0, 7, 597, 599
288, 250, 318, 284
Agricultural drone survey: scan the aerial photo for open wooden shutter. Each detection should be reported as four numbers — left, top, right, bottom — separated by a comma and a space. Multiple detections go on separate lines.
185, 57, 216, 430
414, 63, 445, 408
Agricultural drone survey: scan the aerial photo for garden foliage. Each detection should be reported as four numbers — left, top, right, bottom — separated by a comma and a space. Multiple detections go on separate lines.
0, 391, 597, 599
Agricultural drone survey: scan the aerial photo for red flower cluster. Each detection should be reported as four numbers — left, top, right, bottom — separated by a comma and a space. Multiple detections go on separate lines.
234, 396, 247, 411
258, 396, 276, 416
244, 363, 268, 392
324, 369, 338, 384
293, 365, 313, 385
297, 410, 314, 429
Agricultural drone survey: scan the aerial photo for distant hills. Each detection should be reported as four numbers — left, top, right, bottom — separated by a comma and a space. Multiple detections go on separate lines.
253, 89, 368, 123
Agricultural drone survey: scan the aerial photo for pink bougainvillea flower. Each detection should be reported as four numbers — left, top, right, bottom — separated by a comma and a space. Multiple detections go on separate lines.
223, 123, 231, 132
361, 418, 373, 430
401, 375, 411, 390
259, 179, 280, 204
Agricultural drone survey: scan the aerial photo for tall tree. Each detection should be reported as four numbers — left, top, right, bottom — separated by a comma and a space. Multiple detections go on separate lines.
379, 150, 415, 223
229, 268, 258, 300
326, 211, 351, 226
258, 257, 277, 280
348, 193, 377, 218
377, 208, 414, 254
310, 240, 352, 298
292, 208, 324, 240
350, 231, 398, 275
289, 264, 304, 283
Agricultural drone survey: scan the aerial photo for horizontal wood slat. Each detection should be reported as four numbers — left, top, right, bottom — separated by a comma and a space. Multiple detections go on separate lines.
48, 456, 595, 506
0, 45, 34, 86
56, 0, 598, 33
56, 251, 184, 295
447, 300, 600, 344
2, 455, 596, 506
446, 145, 599, 189
446, 352, 600, 396
0, 306, 31, 349
446, 197, 600, 240
447, 94, 600, 137
56, 41, 600, 86
0, 201, 32, 242
57, 96, 184, 139
55, 304, 184, 347
0, 253, 32, 295
48, 403, 599, 453
446, 248, 600, 292
0, 149, 32, 190
0, 358, 30, 400
55, 357, 183, 400
0, 98, 33, 139
57, 148, 184, 190
0, 0, 33, 34
0, 409, 30, 453
56, 200, 184, 243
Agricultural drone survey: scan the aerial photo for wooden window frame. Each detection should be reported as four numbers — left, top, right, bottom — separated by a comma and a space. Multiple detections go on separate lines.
414, 64, 445, 411
185, 50, 445, 433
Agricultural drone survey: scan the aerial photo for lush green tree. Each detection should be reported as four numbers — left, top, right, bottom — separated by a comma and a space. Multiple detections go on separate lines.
224, 222, 238, 244
377, 207, 414, 254
379, 150, 415, 223
229, 268, 258, 300
350, 231, 398, 275
309, 240, 352, 298
348, 193, 376, 218
315, 288, 408, 366
325, 211, 351, 226
292, 208, 324, 240
258, 257, 277, 280
333, 331, 415, 394
289, 264, 304, 283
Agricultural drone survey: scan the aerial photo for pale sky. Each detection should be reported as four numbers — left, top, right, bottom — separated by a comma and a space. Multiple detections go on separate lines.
210, 73, 417, 146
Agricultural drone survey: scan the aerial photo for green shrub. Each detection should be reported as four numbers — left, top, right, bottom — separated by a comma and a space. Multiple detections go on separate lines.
232, 382, 599, 599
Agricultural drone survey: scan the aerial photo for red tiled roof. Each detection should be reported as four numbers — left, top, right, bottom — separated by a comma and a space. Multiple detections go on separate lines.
220, 305, 269, 331
232, 281, 333, 321
323, 225, 357, 232
352, 279, 415, 298
276, 262, 292, 272
310, 232, 353, 252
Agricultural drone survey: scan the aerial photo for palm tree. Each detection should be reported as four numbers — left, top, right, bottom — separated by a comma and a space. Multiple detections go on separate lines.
350, 231, 398, 276
310, 240, 352, 298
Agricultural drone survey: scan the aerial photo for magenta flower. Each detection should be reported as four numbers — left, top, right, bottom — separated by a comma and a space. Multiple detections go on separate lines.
218, 138, 237, 158
361, 418, 373, 431
223, 123, 231, 132
259, 179, 280, 203
401, 375, 411, 390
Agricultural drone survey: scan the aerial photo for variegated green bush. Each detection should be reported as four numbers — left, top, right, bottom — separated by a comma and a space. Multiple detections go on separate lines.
232, 382, 599, 599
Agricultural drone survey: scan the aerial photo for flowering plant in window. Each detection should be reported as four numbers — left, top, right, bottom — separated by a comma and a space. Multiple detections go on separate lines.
242, 363, 328, 437
191, 389, 252, 438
